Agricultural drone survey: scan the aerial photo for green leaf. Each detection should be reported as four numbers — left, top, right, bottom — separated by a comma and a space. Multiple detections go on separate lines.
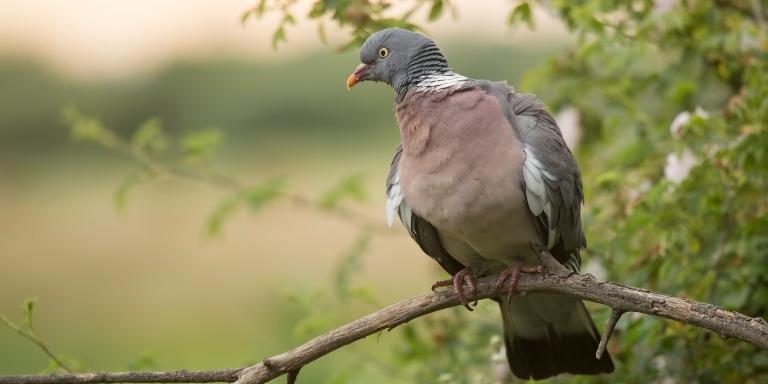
23, 297, 37, 321
22, 297, 38, 329
508, 2, 534, 29
240, 9, 253, 26
319, 174, 367, 209
284, 13, 295, 26
62, 107, 119, 148
428, 0, 444, 22
114, 172, 151, 211
206, 178, 285, 236
181, 129, 222, 162
132, 118, 167, 154
245, 178, 285, 212
206, 196, 242, 237
272, 26, 287, 49
308, 1, 326, 18
254, 0, 268, 16
128, 351, 159, 371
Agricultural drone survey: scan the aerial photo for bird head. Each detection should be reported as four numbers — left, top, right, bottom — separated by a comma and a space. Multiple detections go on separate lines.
346, 28, 449, 92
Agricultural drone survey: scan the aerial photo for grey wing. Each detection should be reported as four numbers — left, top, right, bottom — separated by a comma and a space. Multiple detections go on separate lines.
488, 84, 586, 270
386, 145, 465, 275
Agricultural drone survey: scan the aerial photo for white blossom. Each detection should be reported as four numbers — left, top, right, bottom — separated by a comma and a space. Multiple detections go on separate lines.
664, 148, 697, 184
653, 0, 677, 14
669, 111, 691, 137
670, 106, 709, 137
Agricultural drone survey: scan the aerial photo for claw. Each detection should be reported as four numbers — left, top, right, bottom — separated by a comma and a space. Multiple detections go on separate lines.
453, 268, 477, 310
431, 278, 453, 291
495, 264, 543, 302
495, 266, 519, 303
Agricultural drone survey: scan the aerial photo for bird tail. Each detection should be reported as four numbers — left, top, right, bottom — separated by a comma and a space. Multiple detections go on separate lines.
499, 293, 614, 380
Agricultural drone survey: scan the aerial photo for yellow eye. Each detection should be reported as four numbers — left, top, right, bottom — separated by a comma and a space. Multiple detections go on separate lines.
378, 47, 389, 58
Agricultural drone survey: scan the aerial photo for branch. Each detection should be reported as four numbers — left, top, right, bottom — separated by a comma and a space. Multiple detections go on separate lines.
0, 315, 73, 374
62, 110, 393, 237
115, 141, 393, 237
595, 308, 624, 360
0, 370, 242, 384
3, 267, 767, 384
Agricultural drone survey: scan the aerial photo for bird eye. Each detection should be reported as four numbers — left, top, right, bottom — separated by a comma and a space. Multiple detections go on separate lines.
378, 47, 389, 58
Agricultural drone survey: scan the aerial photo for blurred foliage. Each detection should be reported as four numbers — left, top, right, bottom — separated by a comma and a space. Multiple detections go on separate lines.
319, 173, 367, 209
2, 37, 552, 377
520, 1, 767, 382
0, 45, 547, 158
245, 0, 768, 382
393, 303, 509, 383
243, 0, 452, 50
61, 108, 387, 238
0, 299, 79, 373
4, 0, 765, 382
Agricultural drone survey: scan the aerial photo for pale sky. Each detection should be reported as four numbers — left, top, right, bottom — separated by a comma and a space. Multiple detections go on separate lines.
0, 0, 569, 80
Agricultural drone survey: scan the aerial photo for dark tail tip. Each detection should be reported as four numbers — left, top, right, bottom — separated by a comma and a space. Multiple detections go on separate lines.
505, 327, 615, 380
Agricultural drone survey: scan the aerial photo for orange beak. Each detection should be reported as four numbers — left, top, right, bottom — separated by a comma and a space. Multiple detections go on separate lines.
346, 63, 369, 90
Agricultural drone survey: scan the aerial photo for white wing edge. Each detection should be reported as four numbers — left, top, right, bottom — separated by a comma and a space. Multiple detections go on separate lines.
522, 146, 558, 249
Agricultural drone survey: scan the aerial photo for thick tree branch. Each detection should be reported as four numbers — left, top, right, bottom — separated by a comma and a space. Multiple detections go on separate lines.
3, 266, 767, 384
0, 370, 242, 384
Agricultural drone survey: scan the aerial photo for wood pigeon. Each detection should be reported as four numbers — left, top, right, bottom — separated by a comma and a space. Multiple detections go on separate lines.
346, 28, 614, 380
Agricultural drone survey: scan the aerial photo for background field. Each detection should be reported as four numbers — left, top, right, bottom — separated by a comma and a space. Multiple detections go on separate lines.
5, 1, 766, 382
0, 33, 560, 380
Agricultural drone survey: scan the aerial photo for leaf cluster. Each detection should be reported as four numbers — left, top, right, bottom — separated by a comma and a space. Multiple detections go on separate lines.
244, 0, 768, 381
521, 1, 768, 382
242, 0, 454, 50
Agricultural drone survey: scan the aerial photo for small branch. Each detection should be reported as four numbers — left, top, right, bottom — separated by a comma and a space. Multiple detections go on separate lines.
235, 272, 768, 384
281, 192, 394, 236
65, 116, 394, 237
285, 368, 300, 384
596, 308, 624, 359
0, 315, 73, 373
0, 369, 242, 384
118, 142, 393, 236
3, 272, 768, 384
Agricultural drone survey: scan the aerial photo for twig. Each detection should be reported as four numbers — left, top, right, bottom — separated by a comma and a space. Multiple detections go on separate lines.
112, 139, 394, 236
0, 370, 242, 384
3, 271, 768, 384
285, 368, 300, 384
596, 308, 624, 359
0, 315, 73, 373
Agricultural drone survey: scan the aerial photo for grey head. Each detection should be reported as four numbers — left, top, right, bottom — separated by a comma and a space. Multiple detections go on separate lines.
346, 28, 452, 95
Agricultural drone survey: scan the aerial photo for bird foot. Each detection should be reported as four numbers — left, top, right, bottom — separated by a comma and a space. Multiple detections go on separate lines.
431, 267, 478, 311
495, 264, 543, 302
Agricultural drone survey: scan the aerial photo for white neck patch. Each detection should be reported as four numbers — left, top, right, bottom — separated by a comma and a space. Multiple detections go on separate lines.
412, 71, 469, 91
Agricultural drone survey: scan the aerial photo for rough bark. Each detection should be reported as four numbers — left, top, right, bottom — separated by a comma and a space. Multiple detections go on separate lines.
3, 267, 767, 384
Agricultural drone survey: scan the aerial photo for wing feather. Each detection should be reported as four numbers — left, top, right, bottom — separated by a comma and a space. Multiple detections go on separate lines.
386, 145, 464, 275
482, 82, 586, 268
